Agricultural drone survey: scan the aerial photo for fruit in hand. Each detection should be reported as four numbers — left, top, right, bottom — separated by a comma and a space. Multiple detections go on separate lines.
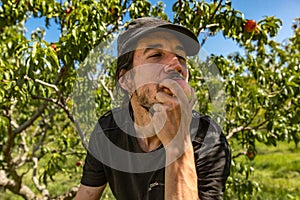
244, 20, 257, 33
176, 80, 193, 101
160, 80, 193, 101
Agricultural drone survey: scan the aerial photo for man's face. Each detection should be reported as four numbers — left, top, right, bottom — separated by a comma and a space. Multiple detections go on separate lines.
126, 31, 192, 109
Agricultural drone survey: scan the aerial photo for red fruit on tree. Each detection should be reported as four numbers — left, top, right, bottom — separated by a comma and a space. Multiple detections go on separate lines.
76, 161, 82, 167
244, 20, 257, 33
246, 151, 255, 159
197, 8, 204, 16
109, 7, 116, 15
51, 44, 57, 52
66, 8, 71, 14
66, 6, 74, 14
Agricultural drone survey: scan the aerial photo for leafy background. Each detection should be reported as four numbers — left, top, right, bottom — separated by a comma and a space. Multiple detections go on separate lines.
0, 0, 299, 199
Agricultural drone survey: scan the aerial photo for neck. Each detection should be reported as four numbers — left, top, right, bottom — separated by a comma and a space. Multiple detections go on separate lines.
130, 98, 161, 152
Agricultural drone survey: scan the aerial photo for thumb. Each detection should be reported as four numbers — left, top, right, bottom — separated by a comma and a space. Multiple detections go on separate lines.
151, 104, 167, 134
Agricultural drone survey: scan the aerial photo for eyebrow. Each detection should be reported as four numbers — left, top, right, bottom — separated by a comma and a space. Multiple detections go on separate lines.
142, 43, 185, 56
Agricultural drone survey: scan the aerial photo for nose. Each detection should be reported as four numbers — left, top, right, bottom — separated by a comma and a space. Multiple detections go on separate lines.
164, 55, 187, 78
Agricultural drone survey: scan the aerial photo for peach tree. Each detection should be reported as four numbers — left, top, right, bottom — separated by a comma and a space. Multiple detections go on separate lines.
0, 0, 299, 199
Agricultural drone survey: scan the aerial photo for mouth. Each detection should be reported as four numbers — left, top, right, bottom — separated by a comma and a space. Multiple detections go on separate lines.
160, 86, 174, 96
157, 73, 186, 96
166, 72, 185, 81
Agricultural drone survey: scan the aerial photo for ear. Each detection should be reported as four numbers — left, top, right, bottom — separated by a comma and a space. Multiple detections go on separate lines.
118, 69, 135, 94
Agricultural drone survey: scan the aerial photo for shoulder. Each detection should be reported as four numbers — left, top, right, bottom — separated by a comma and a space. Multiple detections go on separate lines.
190, 110, 223, 143
190, 110, 230, 158
88, 107, 134, 160
190, 111, 231, 197
97, 107, 132, 131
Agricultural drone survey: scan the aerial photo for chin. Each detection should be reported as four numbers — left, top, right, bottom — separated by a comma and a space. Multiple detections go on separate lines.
134, 91, 157, 109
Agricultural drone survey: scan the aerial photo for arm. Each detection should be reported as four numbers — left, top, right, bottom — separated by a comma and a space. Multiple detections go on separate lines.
165, 145, 199, 200
77, 145, 109, 199
75, 184, 106, 200
152, 79, 199, 199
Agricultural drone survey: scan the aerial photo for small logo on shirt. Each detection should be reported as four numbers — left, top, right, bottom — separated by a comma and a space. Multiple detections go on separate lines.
148, 181, 164, 191
192, 112, 200, 118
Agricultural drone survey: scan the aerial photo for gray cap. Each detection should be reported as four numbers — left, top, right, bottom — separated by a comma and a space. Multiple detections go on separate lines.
118, 17, 200, 57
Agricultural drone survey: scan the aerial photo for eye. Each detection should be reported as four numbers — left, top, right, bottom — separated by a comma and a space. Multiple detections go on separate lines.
177, 55, 186, 63
149, 53, 162, 58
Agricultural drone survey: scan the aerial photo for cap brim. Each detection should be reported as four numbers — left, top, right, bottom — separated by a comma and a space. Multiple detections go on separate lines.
159, 24, 200, 56
119, 25, 200, 57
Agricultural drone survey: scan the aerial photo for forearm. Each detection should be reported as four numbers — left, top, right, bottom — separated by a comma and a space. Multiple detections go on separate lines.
165, 144, 199, 200
75, 184, 106, 200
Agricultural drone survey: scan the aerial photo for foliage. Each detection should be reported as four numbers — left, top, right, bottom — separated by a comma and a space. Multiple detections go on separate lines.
0, 0, 299, 199
229, 141, 300, 200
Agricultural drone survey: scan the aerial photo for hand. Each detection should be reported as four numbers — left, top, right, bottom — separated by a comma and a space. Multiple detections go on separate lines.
151, 79, 195, 152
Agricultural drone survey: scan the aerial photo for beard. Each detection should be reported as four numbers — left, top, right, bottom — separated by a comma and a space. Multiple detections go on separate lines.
133, 84, 159, 110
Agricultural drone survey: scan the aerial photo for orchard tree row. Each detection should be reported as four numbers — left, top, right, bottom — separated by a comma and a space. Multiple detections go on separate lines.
0, 0, 299, 199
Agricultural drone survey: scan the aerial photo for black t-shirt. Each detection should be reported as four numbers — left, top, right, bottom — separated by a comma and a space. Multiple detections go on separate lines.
81, 106, 231, 200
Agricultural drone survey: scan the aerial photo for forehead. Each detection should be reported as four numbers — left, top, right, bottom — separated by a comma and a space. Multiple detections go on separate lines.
135, 31, 185, 54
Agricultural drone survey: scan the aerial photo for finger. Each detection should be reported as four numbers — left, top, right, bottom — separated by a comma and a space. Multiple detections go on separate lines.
160, 79, 189, 104
189, 87, 196, 107
151, 104, 167, 134
155, 91, 177, 104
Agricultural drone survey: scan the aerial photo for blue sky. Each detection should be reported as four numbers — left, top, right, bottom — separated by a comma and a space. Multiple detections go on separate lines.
157, 0, 300, 55
203, 0, 300, 55
25, 0, 300, 56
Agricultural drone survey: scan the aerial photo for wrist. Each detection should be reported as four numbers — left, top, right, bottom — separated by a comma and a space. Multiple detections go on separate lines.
165, 138, 193, 163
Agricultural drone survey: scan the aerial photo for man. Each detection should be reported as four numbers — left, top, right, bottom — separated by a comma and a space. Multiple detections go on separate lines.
75, 17, 231, 200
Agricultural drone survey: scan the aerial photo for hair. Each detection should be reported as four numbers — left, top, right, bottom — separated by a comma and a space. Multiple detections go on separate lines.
115, 50, 135, 98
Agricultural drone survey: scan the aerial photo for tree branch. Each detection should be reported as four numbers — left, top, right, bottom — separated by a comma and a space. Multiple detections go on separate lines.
32, 112, 56, 161
32, 157, 50, 198
199, 24, 219, 47
59, 102, 88, 150
197, 0, 223, 37
13, 131, 29, 169
232, 151, 246, 159
32, 95, 57, 104
3, 109, 22, 189
13, 102, 48, 135
0, 170, 35, 200
31, 96, 88, 150
227, 120, 268, 140
53, 186, 79, 200
32, 127, 47, 156
13, 53, 72, 135
227, 126, 251, 139
100, 78, 115, 101
35, 79, 60, 93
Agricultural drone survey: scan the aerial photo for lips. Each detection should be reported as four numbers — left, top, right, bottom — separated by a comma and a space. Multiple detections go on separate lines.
167, 72, 184, 81
159, 73, 192, 101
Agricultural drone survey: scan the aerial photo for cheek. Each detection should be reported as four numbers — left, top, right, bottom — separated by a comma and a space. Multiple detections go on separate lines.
132, 64, 163, 89
136, 84, 158, 97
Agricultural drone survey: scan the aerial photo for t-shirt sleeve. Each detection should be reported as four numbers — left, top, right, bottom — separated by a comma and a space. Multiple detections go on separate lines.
193, 117, 231, 200
80, 151, 107, 187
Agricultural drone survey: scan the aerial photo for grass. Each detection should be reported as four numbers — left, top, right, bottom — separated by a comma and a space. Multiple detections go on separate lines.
249, 141, 300, 200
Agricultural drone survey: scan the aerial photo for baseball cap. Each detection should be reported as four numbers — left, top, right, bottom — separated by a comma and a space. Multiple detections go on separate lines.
118, 17, 200, 57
